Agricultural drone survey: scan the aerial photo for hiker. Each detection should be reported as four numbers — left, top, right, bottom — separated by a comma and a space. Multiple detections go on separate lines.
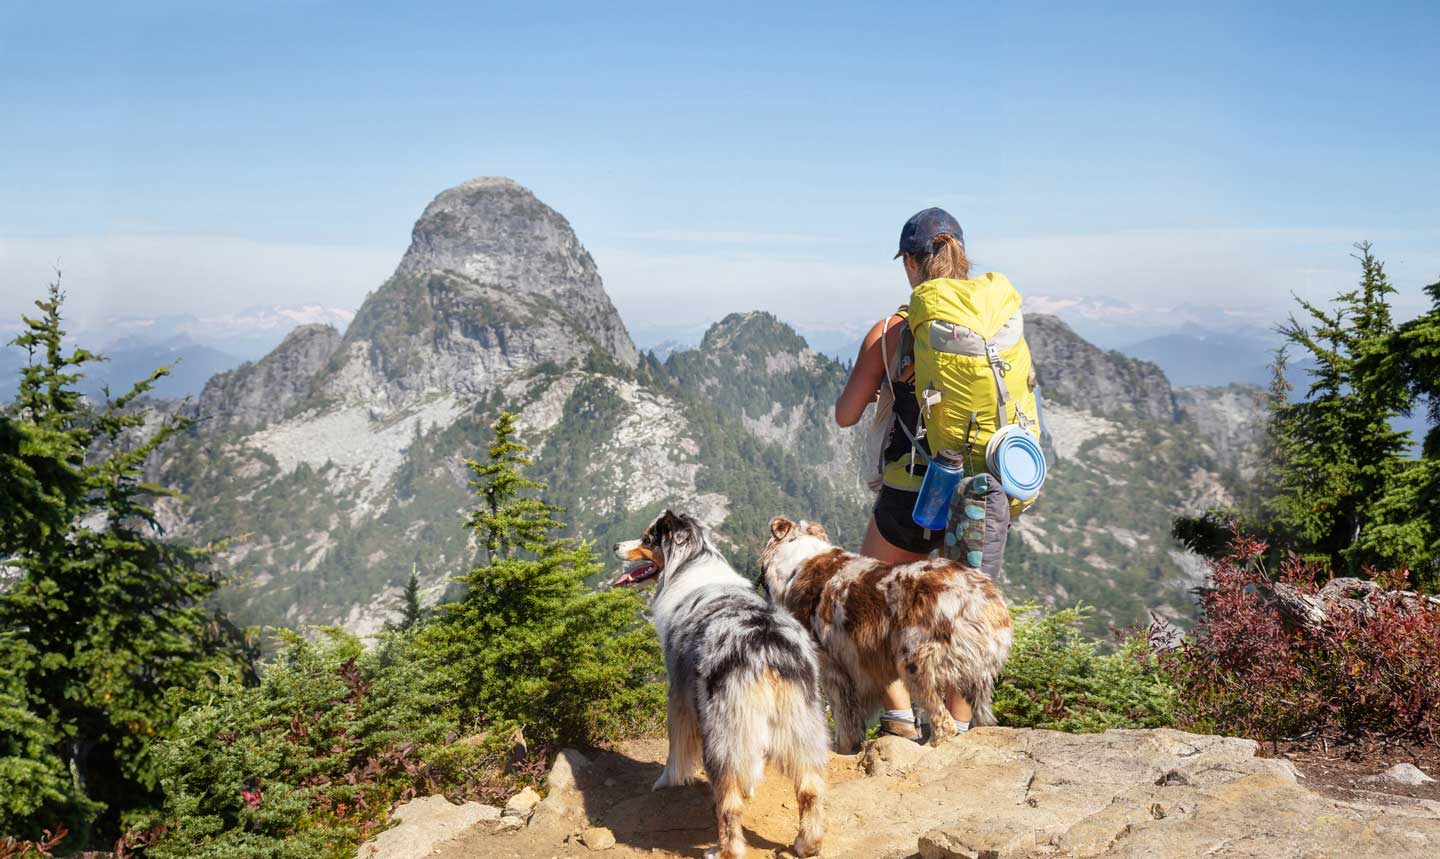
834, 207, 1045, 741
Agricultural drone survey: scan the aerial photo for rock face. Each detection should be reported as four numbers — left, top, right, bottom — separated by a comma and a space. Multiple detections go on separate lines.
355, 794, 500, 859
1174, 384, 1268, 475
395, 178, 633, 356
1028, 314, 1178, 424
313, 178, 637, 414
197, 324, 341, 430
431, 729, 1440, 859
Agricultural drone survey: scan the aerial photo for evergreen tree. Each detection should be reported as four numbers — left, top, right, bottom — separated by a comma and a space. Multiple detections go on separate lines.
393, 564, 423, 632
1363, 275, 1440, 586
419, 412, 662, 746
0, 284, 251, 841
1268, 243, 1411, 574
1395, 278, 1440, 457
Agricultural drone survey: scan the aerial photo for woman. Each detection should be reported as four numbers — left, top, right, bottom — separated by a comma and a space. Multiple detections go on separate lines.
835, 206, 1025, 741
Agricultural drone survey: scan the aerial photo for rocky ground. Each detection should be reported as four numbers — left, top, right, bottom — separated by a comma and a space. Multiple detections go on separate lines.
357, 728, 1440, 859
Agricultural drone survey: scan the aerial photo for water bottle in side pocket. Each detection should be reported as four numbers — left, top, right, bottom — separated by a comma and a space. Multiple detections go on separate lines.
912, 449, 965, 532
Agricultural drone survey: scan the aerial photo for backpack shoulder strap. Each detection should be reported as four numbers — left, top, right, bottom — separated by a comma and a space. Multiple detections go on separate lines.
882, 306, 912, 389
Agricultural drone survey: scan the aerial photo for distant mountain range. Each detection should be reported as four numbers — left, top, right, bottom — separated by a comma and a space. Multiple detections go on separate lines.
0, 304, 354, 400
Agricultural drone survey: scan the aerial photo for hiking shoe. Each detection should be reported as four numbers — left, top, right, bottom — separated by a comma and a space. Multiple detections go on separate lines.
878, 718, 922, 743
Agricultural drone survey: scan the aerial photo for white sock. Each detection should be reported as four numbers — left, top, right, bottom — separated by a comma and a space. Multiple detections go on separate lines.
882, 709, 914, 723
956, 720, 971, 733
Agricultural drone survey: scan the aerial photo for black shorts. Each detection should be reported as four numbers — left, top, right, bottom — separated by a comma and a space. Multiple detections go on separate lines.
872, 485, 945, 555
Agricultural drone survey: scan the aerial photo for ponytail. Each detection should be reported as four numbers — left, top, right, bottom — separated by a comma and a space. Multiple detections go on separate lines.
908, 233, 970, 281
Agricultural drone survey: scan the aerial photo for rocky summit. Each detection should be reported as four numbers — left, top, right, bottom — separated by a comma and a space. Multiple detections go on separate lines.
156, 176, 1267, 637
392, 177, 635, 364
320, 177, 637, 413
371, 728, 1440, 859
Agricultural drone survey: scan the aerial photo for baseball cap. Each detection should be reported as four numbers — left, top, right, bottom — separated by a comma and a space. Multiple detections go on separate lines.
894, 207, 964, 259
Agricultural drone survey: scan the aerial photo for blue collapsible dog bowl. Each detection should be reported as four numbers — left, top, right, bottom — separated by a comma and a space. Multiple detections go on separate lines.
985, 425, 1046, 502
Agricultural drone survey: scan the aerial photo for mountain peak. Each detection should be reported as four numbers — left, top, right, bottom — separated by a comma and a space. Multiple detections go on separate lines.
311, 177, 637, 411
702, 311, 810, 354
395, 177, 596, 291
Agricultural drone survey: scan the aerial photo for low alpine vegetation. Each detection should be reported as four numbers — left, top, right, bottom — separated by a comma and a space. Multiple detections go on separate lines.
1164, 534, 1440, 747
994, 604, 1177, 733
132, 414, 665, 859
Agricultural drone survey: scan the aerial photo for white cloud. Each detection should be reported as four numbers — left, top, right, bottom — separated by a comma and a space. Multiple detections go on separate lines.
0, 232, 400, 330
2, 226, 1433, 344
595, 226, 1440, 332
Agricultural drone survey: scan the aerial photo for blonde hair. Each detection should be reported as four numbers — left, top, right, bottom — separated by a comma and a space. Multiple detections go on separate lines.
908, 232, 970, 280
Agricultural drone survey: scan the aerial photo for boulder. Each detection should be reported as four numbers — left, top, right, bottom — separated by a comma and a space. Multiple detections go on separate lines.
1363, 763, 1436, 786
534, 748, 591, 823
580, 826, 617, 850
353, 795, 498, 859
504, 785, 542, 818
862, 734, 927, 776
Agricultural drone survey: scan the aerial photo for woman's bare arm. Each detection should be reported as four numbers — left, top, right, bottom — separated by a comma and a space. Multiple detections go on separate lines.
835, 315, 906, 427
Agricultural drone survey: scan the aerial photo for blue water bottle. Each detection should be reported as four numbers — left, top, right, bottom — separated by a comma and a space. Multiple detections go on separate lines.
912, 449, 965, 532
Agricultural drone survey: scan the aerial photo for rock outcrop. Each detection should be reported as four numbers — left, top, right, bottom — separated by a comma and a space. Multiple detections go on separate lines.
356, 794, 500, 859
1173, 383, 1267, 475
1028, 314, 1178, 424
424, 728, 1440, 859
197, 323, 341, 430
315, 178, 636, 413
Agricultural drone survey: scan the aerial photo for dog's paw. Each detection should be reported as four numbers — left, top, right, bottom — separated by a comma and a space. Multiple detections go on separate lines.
928, 721, 958, 747
652, 769, 688, 791
792, 834, 823, 857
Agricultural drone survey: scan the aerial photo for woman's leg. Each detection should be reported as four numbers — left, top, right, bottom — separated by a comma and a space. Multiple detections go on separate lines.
862, 517, 930, 736
945, 689, 973, 724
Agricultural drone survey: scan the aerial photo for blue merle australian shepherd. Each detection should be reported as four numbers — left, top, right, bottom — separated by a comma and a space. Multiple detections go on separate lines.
613, 510, 826, 859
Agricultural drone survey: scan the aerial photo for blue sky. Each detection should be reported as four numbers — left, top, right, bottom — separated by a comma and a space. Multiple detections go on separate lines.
1, 1, 1437, 333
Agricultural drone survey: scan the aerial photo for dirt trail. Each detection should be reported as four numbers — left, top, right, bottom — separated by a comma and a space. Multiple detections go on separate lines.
438, 738, 865, 859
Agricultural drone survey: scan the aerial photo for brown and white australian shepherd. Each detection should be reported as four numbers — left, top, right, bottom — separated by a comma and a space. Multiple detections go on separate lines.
761, 516, 1012, 752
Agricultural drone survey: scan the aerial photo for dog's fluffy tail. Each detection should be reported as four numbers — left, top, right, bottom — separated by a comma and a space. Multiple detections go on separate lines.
956, 623, 1013, 728
703, 668, 827, 857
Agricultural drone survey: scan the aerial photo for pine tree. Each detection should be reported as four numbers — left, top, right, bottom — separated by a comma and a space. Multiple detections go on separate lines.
0, 283, 252, 841
419, 412, 662, 746
1362, 275, 1440, 586
1395, 278, 1440, 457
393, 564, 423, 632
1268, 244, 1411, 574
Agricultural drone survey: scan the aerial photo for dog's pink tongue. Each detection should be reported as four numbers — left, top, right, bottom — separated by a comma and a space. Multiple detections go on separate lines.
613, 562, 656, 587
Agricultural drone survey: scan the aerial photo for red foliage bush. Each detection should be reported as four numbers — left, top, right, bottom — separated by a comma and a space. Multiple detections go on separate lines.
0, 827, 66, 859
1165, 533, 1440, 746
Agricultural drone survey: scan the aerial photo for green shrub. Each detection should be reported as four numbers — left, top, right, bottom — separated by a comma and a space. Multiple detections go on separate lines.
140, 629, 518, 859
995, 604, 1177, 732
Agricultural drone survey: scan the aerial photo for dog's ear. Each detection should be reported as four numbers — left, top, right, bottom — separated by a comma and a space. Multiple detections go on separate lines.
769, 516, 795, 541
801, 521, 830, 541
659, 509, 693, 547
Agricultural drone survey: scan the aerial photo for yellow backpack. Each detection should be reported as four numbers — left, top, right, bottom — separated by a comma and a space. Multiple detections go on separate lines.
881, 273, 1043, 511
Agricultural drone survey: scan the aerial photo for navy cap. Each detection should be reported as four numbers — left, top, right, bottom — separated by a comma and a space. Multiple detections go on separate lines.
894, 207, 964, 259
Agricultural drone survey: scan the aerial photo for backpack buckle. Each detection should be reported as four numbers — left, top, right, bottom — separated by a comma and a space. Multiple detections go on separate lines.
984, 342, 1011, 372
